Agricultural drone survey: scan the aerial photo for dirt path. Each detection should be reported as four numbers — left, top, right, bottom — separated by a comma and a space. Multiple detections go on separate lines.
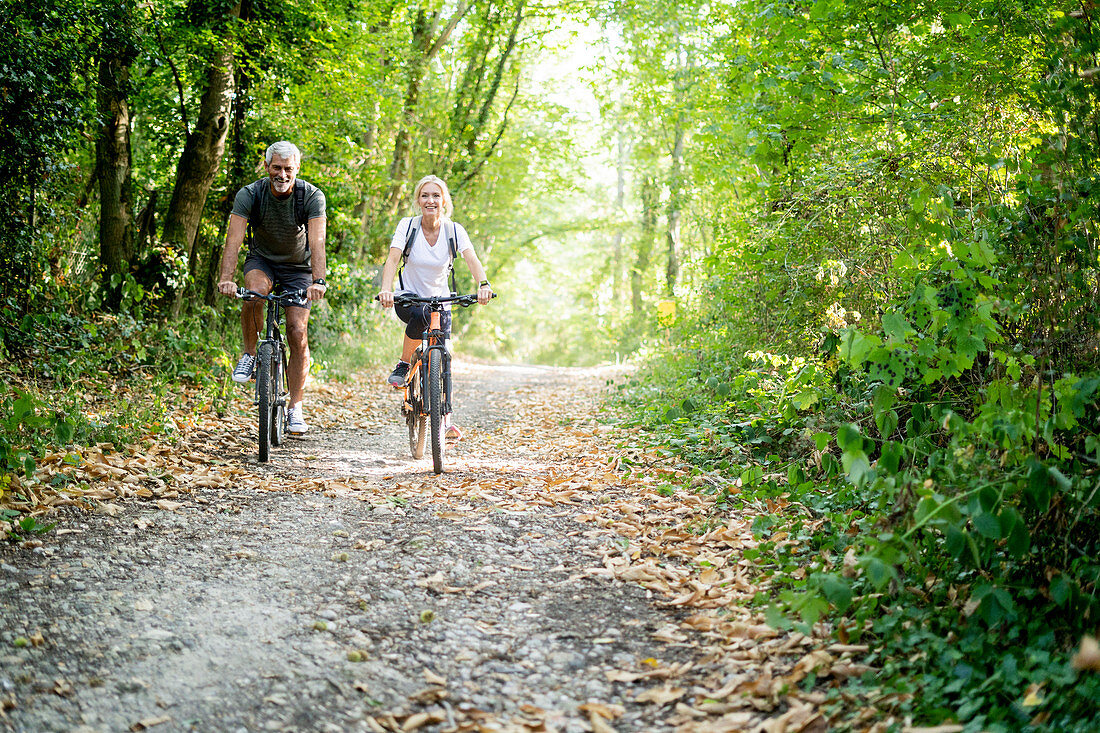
0, 363, 843, 733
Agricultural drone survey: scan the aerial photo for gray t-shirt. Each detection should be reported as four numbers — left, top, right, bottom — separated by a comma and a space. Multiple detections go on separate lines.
232, 179, 326, 268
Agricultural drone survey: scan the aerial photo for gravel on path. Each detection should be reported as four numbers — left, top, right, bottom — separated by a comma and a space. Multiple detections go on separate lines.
0, 363, 719, 733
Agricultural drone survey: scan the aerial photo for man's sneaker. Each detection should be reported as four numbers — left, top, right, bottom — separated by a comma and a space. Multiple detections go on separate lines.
287, 406, 308, 435
232, 353, 256, 383
388, 361, 410, 387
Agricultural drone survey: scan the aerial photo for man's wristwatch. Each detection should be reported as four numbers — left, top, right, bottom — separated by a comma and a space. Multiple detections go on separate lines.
479, 280, 491, 289
313, 278, 327, 287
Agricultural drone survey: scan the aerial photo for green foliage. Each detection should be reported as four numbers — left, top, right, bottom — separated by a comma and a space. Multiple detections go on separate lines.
5, 514, 57, 542
617, 0, 1100, 728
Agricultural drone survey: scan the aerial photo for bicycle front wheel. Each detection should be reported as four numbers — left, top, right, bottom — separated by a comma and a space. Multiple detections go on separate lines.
271, 345, 287, 447
428, 347, 444, 474
256, 342, 274, 462
407, 362, 426, 459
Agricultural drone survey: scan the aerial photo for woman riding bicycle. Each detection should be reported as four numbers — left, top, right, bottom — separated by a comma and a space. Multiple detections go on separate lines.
377, 175, 493, 439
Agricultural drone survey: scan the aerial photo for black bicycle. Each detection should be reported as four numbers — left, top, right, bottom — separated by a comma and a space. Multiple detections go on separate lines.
236, 287, 308, 462
390, 292, 492, 474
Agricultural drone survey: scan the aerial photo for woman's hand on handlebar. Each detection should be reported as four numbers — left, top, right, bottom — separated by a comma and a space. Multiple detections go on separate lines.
477, 282, 493, 305
378, 290, 395, 309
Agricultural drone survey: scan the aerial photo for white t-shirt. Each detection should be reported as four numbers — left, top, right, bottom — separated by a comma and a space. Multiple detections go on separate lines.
390, 216, 473, 297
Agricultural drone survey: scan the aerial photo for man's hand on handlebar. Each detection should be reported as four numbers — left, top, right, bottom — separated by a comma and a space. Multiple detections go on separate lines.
218, 280, 238, 297
306, 283, 327, 302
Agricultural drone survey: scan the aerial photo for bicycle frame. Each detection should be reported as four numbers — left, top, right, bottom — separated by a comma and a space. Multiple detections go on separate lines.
414, 309, 452, 417
237, 287, 307, 461
390, 292, 491, 474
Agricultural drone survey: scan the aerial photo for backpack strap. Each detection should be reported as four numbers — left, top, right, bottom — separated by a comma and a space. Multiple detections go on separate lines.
396, 217, 459, 293
446, 221, 458, 294
294, 179, 307, 227
397, 216, 421, 291
246, 179, 266, 249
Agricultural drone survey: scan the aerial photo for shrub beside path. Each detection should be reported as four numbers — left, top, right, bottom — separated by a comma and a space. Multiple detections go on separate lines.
0, 362, 863, 732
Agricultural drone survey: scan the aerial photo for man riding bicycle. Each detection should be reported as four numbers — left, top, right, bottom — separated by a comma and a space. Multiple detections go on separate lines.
217, 141, 327, 435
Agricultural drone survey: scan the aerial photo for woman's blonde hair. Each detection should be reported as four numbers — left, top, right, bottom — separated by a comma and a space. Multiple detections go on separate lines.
412, 175, 454, 219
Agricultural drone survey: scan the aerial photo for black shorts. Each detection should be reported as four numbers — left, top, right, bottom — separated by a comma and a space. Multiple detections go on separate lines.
395, 300, 452, 341
243, 253, 312, 308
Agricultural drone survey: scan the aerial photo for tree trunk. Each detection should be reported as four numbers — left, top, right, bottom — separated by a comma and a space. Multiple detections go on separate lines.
449, 1, 526, 192
664, 46, 692, 298
633, 175, 659, 318
164, 2, 239, 313
612, 127, 627, 302
382, 3, 469, 218
665, 116, 684, 296
95, 10, 137, 288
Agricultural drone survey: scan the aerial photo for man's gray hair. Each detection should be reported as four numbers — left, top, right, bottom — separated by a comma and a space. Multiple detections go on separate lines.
265, 141, 301, 163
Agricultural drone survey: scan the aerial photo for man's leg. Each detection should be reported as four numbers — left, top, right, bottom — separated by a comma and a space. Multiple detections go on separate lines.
241, 268, 273, 355
285, 306, 310, 407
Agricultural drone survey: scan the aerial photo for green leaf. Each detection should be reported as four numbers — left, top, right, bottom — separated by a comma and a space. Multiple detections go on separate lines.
973, 510, 1002, 539
821, 575, 853, 612
1004, 509, 1030, 557
838, 328, 881, 367
1026, 459, 1054, 513
862, 556, 896, 591
837, 424, 862, 451
791, 388, 820, 410
53, 418, 74, 445
764, 604, 791, 630
843, 450, 873, 487
1047, 466, 1071, 492
1049, 575, 1073, 607
945, 524, 968, 559
13, 394, 35, 423
875, 409, 899, 440
881, 311, 914, 344
878, 441, 903, 474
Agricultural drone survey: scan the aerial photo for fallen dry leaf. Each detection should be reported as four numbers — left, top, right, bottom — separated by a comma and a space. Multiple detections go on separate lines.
1071, 635, 1100, 672
635, 685, 686, 706
423, 669, 447, 685
579, 702, 625, 720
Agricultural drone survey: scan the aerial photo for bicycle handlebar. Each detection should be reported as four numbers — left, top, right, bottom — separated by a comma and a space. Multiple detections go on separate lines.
236, 287, 309, 307
378, 292, 497, 308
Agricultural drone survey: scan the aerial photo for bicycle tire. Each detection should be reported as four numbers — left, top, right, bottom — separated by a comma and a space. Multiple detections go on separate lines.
428, 347, 444, 474
256, 341, 273, 462
407, 365, 426, 459
271, 345, 287, 447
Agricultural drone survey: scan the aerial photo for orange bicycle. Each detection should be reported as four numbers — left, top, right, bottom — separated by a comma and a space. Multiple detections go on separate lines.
390, 292, 492, 474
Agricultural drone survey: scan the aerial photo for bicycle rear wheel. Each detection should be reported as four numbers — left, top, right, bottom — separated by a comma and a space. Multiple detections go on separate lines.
271, 344, 287, 446
256, 341, 274, 462
406, 360, 426, 459
428, 347, 444, 474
